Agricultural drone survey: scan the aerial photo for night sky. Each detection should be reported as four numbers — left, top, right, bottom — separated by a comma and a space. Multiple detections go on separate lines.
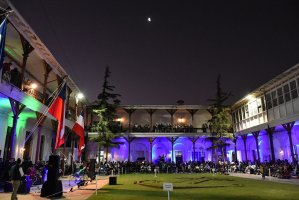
10, 0, 299, 105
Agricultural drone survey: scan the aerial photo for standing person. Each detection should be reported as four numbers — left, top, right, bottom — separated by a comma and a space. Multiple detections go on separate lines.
260, 164, 265, 180
11, 158, 24, 200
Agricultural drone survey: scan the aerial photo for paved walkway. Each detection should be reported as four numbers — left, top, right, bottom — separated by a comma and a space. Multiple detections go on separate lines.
0, 176, 109, 200
229, 173, 299, 185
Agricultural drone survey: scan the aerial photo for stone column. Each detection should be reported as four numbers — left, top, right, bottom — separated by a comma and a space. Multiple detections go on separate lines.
282, 122, 295, 163
266, 126, 276, 162
252, 131, 260, 163
125, 136, 135, 162
146, 109, 156, 131
167, 137, 178, 162
189, 137, 199, 161
19, 35, 34, 85
147, 137, 156, 162
241, 134, 248, 162
166, 109, 177, 131
124, 109, 136, 133
187, 109, 198, 127
233, 135, 238, 163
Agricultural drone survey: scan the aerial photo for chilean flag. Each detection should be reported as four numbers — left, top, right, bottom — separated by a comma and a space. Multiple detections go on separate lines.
48, 83, 67, 149
72, 111, 85, 155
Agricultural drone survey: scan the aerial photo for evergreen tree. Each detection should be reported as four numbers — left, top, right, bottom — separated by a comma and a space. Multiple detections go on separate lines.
207, 75, 233, 161
91, 66, 122, 161
97, 66, 121, 123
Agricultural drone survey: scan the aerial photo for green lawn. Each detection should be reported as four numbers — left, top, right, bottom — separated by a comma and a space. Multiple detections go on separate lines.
89, 173, 299, 200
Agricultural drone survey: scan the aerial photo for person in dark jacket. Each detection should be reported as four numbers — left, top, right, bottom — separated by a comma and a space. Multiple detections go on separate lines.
11, 158, 24, 200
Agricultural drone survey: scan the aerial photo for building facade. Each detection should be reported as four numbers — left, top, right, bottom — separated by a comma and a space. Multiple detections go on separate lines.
0, 1, 86, 163
88, 64, 299, 164
87, 105, 236, 163
232, 63, 299, 164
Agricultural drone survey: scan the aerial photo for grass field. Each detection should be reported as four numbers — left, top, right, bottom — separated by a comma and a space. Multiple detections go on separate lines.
88, 173, 299, 200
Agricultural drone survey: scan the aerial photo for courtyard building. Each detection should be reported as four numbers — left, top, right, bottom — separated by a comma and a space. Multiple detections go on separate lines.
232, 63, 299, 164
0, 1, 86, 164
87, 64, 299, 165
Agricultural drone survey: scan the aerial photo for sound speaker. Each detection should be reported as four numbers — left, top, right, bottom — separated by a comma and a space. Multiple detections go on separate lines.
47, 155, 60, 182
41, 155, 62, 198
88, 159, 96, 179
40, 180, 62, 198
109, 176, 117, 185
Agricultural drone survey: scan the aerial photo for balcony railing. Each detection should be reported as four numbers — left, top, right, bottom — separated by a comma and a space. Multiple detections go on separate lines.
2, 68, 45, 101
87, 123, 208, 134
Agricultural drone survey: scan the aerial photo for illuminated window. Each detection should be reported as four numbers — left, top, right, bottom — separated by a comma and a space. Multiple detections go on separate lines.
252, 100, 258, 115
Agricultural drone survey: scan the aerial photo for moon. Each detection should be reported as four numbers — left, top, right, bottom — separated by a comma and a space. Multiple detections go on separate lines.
147, 17, 151, 22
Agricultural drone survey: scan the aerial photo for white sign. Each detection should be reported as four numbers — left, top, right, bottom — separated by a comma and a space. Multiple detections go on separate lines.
163, 183, 173, 191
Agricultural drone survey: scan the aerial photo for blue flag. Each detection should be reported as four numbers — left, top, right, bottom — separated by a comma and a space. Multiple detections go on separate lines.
0, 18, 7, 75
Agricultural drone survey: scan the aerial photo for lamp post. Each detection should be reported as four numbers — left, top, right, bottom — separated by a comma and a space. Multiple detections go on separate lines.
71, 92, 84, 173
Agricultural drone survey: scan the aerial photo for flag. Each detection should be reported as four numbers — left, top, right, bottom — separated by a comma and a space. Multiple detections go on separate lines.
72, 111, 85, 155
0, 18, 7, 80
48, 83, 67, 149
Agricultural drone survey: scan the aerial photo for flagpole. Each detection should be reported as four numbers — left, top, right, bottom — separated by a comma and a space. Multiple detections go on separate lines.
21, 80, 66, 150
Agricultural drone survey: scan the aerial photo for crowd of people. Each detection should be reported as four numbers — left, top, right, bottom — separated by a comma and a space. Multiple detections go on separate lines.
0, 158, 48, 187
94, 159, 297, 179
0, 157, 297, 196
129, 123, 205, 133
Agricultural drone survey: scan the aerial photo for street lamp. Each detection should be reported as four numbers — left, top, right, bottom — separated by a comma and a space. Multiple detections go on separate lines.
76, 92, 84, 101
71, 92, 84, 171
75, 92, 84, 119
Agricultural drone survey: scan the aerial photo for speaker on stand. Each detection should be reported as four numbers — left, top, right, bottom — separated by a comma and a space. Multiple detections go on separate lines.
88, 159, 96, 181
41, 155, 63, 198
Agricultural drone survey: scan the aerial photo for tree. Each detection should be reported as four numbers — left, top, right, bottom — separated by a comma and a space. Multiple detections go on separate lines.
207, 75, 232, 162
91, 66, 122, 161
96, 66, 121, 123
92, 108, 123, 160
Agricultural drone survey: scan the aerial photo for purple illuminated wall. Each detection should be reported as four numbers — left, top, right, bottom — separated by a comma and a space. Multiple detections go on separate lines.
88, 121, 299, 163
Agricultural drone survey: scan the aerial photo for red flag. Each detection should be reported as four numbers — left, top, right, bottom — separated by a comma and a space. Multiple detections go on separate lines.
48, 83, 67, 149
72, 111, 85, 155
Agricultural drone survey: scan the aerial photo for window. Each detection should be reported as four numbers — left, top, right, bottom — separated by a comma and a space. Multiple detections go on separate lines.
271, 91, 278, 107
241, 106, 245, 119
290, 80, 298, 99
261, 96, 266, 111
239, 108, 243, 120
283, 84, 291, 102
266, 93, 272, 109
245, 105, 249, 118
252, 100, 258, 115
235, 111, 239, 123
232, 112, 236, 123
277, 87, 284, 105
257, 98, 262, 113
